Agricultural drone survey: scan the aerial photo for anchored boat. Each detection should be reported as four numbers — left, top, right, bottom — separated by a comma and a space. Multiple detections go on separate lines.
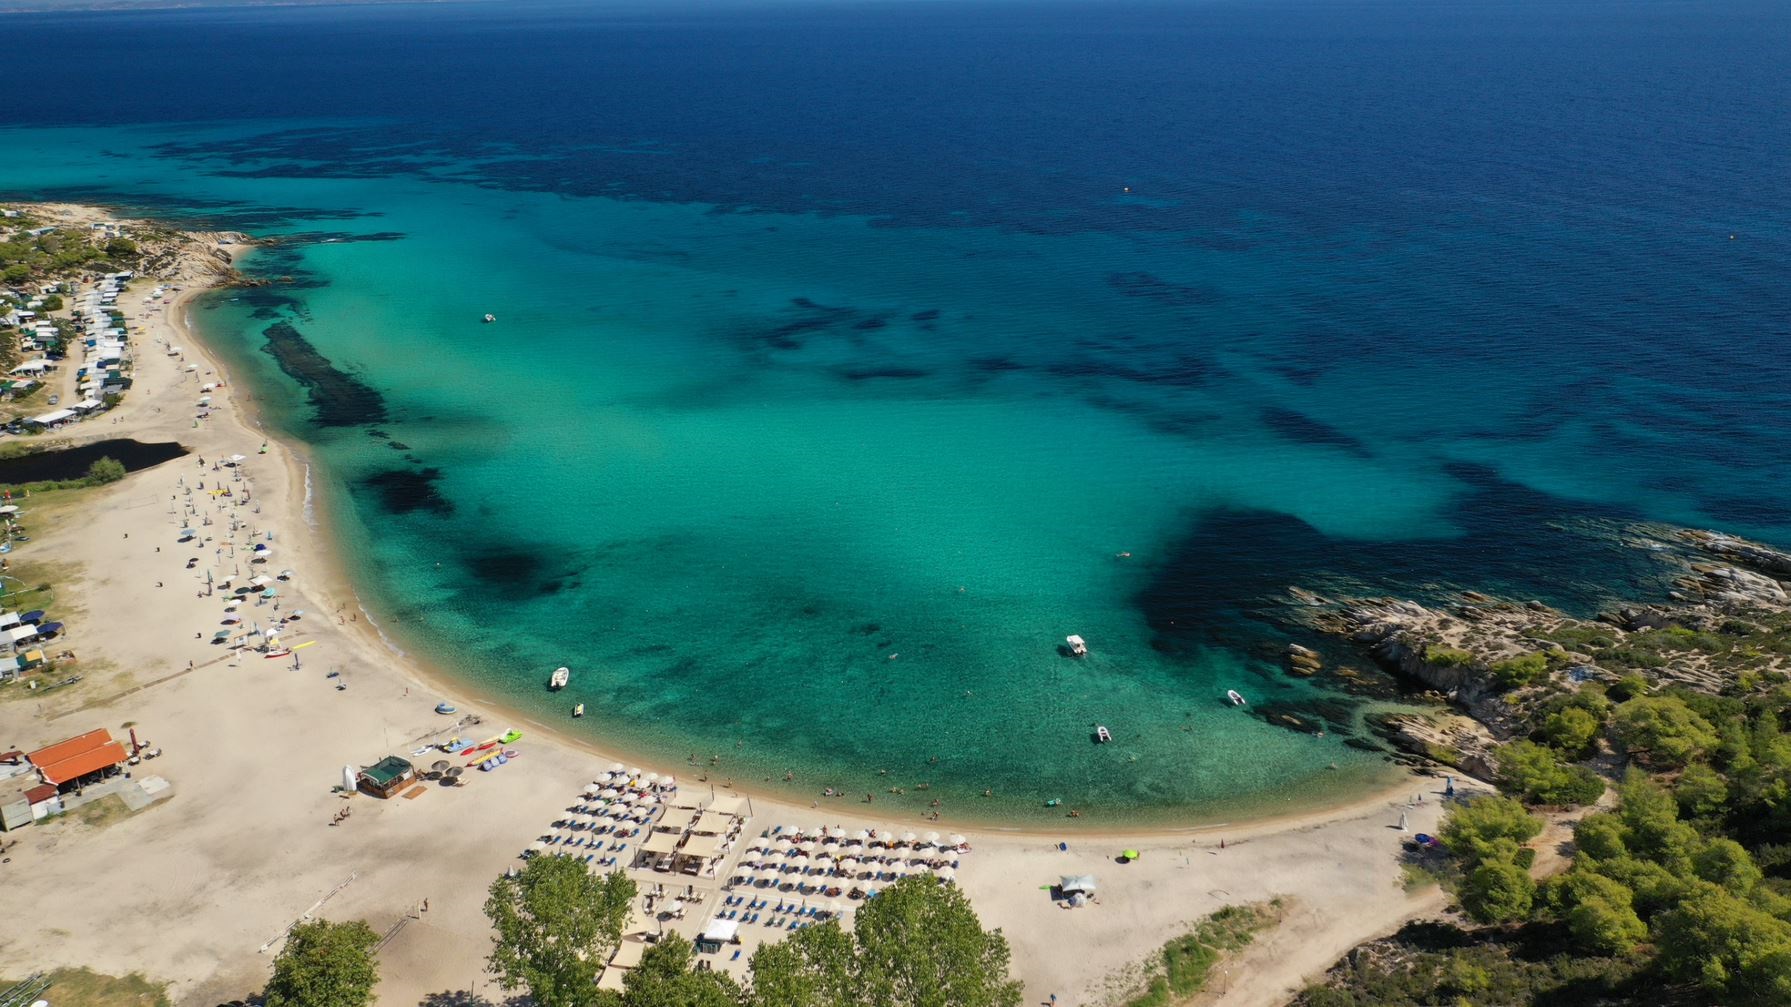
548, 666, 570, 690
1227, 689, 1247, 706
1095, 725, 1113, 744
1065, 634, 1088, 657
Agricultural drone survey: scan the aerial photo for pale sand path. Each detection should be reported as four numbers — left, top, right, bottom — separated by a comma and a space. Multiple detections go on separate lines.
0, 206, 1460, 1007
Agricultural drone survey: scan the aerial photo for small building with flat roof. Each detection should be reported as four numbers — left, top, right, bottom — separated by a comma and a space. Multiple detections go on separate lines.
356, 756, 416, 799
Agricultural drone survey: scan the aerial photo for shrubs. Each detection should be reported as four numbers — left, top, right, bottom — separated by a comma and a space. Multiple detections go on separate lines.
85, 456, 125, 484
1539, 706, 1601, 755
1440, 795, 1544, 867
1495, 741, 1605, 807
1609, 696, 1718, 768
1424, 645, 1477, 668
1460, 861, 1535, 924
1489, 652, 1550, 689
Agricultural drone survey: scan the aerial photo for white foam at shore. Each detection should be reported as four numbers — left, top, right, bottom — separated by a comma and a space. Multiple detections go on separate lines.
359, 595, 407, 658
302, 462, 316, 528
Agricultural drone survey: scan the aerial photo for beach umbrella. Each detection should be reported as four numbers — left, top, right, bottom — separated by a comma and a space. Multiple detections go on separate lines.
923, 831, 941, 846
852, 829, 870, 843
1122, 849, 1140, 862
937, 866, 957, 882
608, 762, 625, 773
643, 772, 660, 785
800, 840, 819, 854
659, 775, 676, 789
583, 784, 601, 796
432, 760, 450, 773
262, 588, 277, 598
528, 840, 547, 853
599, 787, 619, 798
948, 834, 966, 846
900, 831, 917, 845
626, 766, 642, 777
828, 826, 847, 840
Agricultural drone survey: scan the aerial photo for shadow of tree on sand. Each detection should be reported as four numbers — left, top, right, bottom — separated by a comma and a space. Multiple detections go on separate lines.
418, 991, 530, 1007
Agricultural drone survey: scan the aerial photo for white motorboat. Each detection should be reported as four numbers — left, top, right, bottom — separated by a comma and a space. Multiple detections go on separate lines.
1065, 634, 1088, 657
572, 703, 585, 718
1095, 725, 1113, 743
482, 313, 497, 324
548, 666, 570, 690
1227, 689, 1246, 706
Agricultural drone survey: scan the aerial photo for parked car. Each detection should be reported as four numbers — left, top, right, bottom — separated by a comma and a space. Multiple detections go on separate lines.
47, 394, 59, 406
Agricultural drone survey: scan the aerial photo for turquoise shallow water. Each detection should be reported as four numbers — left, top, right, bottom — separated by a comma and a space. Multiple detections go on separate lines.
2, 0, 1788, 824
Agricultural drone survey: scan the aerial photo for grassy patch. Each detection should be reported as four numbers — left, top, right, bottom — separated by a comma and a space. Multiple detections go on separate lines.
40, 793, 133, 831
1121, 901, 1285, 1007
2, 967, 170, 1007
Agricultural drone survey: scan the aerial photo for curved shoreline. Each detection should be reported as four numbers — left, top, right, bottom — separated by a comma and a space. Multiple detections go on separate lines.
158, 219, 1421, 841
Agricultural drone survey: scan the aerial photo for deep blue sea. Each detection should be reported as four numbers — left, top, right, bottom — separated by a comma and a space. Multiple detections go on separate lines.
2, 0, 1787, 824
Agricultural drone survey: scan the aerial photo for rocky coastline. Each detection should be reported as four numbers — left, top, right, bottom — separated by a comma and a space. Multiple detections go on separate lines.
1284, 525, 1791, 779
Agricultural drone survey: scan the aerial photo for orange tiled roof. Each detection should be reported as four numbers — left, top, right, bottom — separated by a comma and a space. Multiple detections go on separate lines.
38, 741, 128, 786
26, 728, 112, 768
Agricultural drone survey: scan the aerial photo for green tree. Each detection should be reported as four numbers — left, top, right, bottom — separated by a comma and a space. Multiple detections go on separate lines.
744, 877, 1020, 1007
850, 877, 1023, 1007
1573, 813, 1628, 862
1693, 838, 1763, 896
1654, 886, 1791, 1003
2, 264, 27, 284
85, 456, 126, 484
1611, 696, 1718, 768
1551, 869, 1646, 954
104, 237, 138, 258
1676, 762, 1730, 819
1495, 741, 1605, 806
485, 856, 636, 1007
1440, 795, 1543, 867
1617, 770, 1700, 869
265, 918, 380, 1007
746, 918, 856, 1007
1460, 860, 1535, 924
1541, 706, 1601, 755
1489, 652, 1550, 689
607, 933, 741, 1007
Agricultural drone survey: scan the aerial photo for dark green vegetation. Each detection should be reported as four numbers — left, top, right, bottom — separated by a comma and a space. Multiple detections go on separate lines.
482, 856, 1021, 1007
1299, 675, 1791, 1006
485, 854, 638, 1007
265, 919, 380, 1007
0, 223, 133, 281
1119, 902, 1283, 1007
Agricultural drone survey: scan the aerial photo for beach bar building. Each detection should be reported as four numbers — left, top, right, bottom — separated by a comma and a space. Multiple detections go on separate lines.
356, 756, 417, 798
28, 728, 129, 794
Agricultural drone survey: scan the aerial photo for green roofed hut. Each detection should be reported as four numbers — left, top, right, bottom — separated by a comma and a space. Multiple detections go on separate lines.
357, 756, 417, 799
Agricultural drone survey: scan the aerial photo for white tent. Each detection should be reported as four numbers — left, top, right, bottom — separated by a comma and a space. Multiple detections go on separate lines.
1060, 874, 1098, 894
701, 919, 740, 943
342, 764, 357, 792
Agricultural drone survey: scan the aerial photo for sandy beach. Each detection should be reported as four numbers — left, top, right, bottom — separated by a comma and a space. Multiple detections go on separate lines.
0, 204, 1466, 1007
